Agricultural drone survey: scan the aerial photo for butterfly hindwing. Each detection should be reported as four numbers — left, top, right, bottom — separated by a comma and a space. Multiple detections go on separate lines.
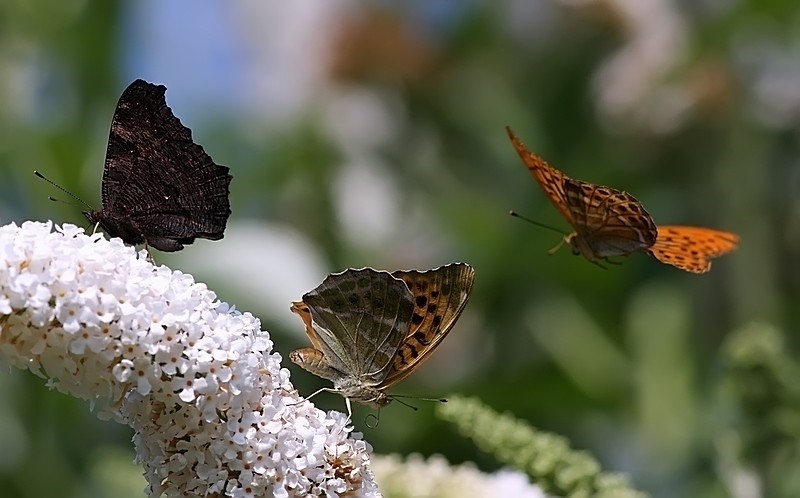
300, 268, 414, 386
647, 226, 740, 273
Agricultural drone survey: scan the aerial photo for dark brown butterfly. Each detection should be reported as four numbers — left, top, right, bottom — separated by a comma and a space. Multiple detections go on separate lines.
83, 79, 232, 252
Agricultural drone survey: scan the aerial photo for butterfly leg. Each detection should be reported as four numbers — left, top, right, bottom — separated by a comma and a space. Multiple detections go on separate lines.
548, 237, 567, 255
284, 386, 334, 408
344, 397, 354, 426
143, 241, 156, 264
588, 259, 608, 270
302, 386, 336, 402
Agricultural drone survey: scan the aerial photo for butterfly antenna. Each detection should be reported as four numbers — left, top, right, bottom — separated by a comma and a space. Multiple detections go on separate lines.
34, 171, 94, 211
509, 210, 567, 236
391, 394, 448, 411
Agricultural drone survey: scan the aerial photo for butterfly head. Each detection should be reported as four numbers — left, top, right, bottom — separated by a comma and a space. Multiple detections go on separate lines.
564, 232, 593, 258
83, 209, 102, 226
83, 209, 146, 247
334, 378, 393, 409
348, 388, 393, 409
83, 209, 112, 236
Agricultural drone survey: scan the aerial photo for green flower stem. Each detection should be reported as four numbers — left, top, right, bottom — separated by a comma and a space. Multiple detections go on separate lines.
437, 395, 648, 498
721, 322, 800, 497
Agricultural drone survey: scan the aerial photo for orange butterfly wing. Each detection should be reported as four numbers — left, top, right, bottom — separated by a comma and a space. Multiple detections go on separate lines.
506, 126, 574, 225
647, 226, 740, 273
507, 127, 657, 256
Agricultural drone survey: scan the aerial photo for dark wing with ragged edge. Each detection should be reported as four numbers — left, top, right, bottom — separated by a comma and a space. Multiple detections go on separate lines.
100, 79, 232, 250
506, 126, 574, 226
647, 226, 739, 273
301, 268, 415, 386
383, 262, 475, 387
564, 178, 657, 253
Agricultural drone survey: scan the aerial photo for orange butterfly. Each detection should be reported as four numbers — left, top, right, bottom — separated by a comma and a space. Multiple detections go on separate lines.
506, 126, 739, 273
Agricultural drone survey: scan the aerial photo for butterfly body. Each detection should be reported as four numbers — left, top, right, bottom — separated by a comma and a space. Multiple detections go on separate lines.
506, 126, 738, 273
560, 178, 658, 263
563, 231, 643, 261
290, 263, 474, 413
289, 348, 391, 408
86, 79, 232, 253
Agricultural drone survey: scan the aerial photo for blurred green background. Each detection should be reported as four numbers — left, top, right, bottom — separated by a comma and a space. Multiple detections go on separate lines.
1, 1, 798, 497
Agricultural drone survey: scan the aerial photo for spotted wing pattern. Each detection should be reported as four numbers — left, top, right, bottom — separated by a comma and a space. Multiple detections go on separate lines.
84, 79, 232, 252
290, 264, 474, 407
506, 126, 572, 223
563, 178, 657, 256
385, 263, 475, 386
292, 268, 413, 388
647, 226, 740, 273
507, 125, 658, 260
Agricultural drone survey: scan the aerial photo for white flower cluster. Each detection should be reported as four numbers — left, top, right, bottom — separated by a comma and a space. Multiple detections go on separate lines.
373, 453, 546, 498
0, 221, 379, 498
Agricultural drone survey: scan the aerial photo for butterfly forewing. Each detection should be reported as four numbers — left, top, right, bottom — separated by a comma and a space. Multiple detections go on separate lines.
300, 268, 414, 385
289, 300, 327, 352
563, 179, 657, 256
506, 126, 573, 224
647, 226, 740, 273
386, 263, 475, 386
87, 79, 232, 252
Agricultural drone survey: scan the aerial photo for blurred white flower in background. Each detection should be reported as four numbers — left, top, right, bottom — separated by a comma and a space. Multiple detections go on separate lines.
176, 220, 328, 334
734, 31, 800, 128
0, 221, 379, 497
231, 0, 351, 124
373, 453, 546, 498
561, 0, 691, 133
